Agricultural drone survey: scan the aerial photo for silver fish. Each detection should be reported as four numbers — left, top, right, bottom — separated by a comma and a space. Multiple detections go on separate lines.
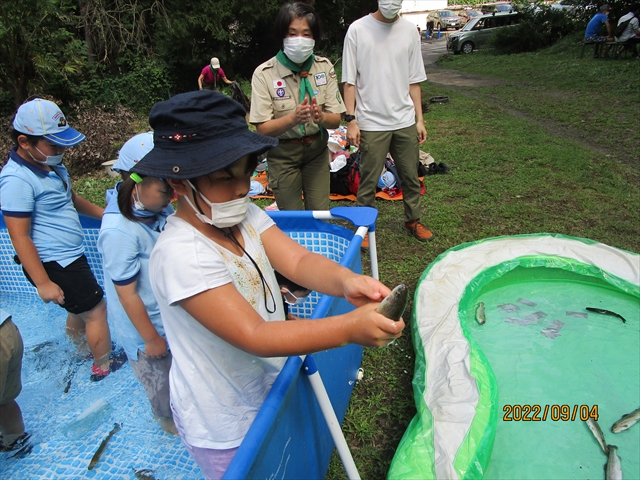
376, 284, 408, 321
586, 418, 608, 454
476, 302, 486, 325
88, 423, 121, 470
605, 445, 622, 480
611, 407, 640, 433
134, 468, 157, 479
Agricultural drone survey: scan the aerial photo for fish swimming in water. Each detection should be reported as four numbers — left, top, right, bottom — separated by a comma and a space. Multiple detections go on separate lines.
134, 468, 157, 479
611, 407, 640, 433
476, 302, 486, 325
88, 423, 121, 470
376, 284, 408, 321
586, 307, 626, 323
605, 445, 622, 480
586, 417, 608, 454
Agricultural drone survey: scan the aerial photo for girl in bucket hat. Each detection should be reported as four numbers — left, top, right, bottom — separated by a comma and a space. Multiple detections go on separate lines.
132, 90, 404, 478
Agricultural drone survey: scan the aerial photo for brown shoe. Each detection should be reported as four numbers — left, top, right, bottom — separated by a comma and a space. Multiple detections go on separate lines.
360, 233, 370, 249
403, 220, 434, 242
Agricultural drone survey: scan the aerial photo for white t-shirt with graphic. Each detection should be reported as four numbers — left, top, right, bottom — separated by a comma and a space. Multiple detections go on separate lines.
149, 204, 286, 449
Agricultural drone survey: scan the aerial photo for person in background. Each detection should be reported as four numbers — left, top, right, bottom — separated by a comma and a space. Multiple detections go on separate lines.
274, 270, 312, 320
614, 4, 640, 58
198, 57, 233, 91
0, 309, 30, 453
0, 99, 125, 382
250, 2, 345, 211
584, 4, 614, 57
342, 0, 433, 246
130, 90, 403, 479
97, 133, 177, 434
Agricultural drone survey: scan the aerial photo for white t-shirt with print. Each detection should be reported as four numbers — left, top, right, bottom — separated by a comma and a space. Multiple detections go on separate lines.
149, 204, 286, 449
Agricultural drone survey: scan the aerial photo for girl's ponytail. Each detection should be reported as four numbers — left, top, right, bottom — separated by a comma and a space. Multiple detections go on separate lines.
117, 177, 138, 222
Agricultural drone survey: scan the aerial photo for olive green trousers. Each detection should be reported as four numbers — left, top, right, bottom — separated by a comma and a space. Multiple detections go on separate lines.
357, 124, 422, 222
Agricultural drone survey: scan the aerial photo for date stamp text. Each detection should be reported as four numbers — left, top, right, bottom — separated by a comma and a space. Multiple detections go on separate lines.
503, 404, 599, 422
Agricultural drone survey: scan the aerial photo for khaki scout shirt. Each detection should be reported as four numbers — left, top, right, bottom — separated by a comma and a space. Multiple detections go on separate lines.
250, 55, 346, 140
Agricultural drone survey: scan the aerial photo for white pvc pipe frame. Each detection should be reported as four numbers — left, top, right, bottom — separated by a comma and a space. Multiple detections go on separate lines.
311, 211, 379, 280
301, 211, 380, 479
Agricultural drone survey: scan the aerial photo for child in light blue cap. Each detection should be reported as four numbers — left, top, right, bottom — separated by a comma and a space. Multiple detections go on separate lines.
97, 132, 177, 434
0, 99, 125, 382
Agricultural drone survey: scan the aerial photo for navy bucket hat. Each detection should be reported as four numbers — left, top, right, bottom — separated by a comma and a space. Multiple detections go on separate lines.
132, 90, 278, 179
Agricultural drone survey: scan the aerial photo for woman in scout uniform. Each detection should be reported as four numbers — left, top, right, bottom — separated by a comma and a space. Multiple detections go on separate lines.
249, 2, 345, 211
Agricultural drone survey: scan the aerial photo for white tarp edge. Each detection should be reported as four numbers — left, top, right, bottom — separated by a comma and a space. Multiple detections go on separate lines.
415, 235, 639, 479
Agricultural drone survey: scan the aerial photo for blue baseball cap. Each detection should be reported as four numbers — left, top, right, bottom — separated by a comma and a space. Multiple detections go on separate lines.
13, 99, 85, 147
112, 132, 154, 173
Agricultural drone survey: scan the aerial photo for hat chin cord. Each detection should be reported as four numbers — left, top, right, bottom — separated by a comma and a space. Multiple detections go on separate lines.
188, 184, 277, 314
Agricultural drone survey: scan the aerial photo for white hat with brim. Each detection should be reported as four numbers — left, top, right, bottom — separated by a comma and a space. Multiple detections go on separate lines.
210, 57, 221, 68
13, 98, 85, 147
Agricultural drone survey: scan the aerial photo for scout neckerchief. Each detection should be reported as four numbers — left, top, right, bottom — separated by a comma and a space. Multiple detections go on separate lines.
276, 50, 315, 135
208, 65, 219, 89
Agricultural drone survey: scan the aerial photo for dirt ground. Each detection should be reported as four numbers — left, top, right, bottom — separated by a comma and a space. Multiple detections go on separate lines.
427, 64, 504, 88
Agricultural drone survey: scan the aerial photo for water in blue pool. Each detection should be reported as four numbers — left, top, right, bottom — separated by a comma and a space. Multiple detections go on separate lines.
0, 292, 202, 478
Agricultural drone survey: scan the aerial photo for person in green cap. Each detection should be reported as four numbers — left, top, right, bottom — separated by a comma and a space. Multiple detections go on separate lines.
249, 1, 345, 211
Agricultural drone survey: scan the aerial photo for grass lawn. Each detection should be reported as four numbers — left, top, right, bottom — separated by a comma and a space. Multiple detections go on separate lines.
72, 35, 639, 480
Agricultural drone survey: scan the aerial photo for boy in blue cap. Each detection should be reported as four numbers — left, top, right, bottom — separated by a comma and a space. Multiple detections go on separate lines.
0, 99, 125, 381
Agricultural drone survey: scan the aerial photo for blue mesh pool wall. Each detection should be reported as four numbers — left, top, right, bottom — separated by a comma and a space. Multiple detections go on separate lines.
0, 211, 364, 479
224, 213, 365, 479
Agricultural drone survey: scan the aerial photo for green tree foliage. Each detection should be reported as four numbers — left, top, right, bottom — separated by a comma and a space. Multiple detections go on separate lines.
0, 0, 380, 112
489, 4, 578, 54
0, 0, 89, 107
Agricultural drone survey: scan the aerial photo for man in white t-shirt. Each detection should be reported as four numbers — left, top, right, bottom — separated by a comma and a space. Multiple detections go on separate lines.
342, 0, 433, 244
615, 5, 640, 57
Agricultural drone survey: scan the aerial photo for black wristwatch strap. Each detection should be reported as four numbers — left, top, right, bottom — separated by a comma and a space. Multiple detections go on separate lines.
344, 114, 356, 123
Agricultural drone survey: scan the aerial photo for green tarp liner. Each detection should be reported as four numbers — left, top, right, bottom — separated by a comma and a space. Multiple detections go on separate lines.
388, 233, 639, 479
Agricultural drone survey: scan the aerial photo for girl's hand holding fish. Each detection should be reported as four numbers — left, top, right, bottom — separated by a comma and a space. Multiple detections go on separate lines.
343, 302, 405, 348
341, 275, 391, 307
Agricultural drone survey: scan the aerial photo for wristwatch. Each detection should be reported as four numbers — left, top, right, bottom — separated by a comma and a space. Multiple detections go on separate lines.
344, 114, 356, 123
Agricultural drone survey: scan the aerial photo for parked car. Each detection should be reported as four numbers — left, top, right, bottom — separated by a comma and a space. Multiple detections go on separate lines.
495, 3, 515, 12
461, 9, 483, 25
427, 10, 464, 32
447, 12, 520, 54
550, 2, 575, 14
480, 3, 514, 14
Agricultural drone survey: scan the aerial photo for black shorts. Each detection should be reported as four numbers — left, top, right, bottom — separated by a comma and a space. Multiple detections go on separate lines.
21, 255, 104, 314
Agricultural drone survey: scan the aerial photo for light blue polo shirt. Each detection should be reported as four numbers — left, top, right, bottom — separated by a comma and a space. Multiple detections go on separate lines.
98, 184, 174, 359
0, 147, 84, 266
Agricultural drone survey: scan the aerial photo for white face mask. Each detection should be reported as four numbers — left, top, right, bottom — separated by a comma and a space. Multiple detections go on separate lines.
378, 0, 403, 19
28, 146, 64, 166
283, 37, 315, 64
133, 185, 147, 211
184, 181, 250, 228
